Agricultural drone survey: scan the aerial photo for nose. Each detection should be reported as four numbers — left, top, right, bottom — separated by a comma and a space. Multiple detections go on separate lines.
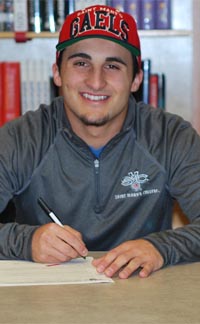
86, 67, 106, 90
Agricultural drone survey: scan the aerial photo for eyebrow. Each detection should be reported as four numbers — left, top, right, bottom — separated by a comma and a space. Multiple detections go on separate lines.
67, 52, 127, 66
68, 53, 91, 60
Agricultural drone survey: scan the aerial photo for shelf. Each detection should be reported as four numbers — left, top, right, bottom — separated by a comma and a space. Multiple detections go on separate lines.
0, 31, 59, 39
0, 29, 193, 40
139, 29, 192, 37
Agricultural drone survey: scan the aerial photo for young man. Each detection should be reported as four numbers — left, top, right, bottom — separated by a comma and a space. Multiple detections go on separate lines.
0, 5, 200, 279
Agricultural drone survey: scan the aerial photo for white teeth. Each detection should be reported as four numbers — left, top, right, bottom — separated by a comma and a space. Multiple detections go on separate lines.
83, 93, 107, 101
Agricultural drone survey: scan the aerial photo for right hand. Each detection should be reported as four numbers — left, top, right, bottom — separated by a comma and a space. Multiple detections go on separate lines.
31, 223, 88, 263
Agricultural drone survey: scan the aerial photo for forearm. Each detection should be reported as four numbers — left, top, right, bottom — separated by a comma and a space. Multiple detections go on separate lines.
144, 220, 200, 266
0, 223, 38, 260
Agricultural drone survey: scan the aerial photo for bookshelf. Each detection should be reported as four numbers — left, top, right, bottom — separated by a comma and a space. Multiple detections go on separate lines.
0, 0, 199, 131
0, 0, 198, 226
0, 29, 193, 38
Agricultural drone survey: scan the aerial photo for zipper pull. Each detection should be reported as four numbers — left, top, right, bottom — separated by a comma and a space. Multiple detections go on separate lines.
94, 159, 99, 173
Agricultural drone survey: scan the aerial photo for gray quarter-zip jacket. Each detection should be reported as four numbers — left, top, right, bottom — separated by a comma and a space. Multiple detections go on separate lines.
0, 95, 200, 265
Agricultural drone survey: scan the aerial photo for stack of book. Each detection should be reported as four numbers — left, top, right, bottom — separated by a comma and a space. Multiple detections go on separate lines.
0, 0, 171, 33
110, 0, 171, 29
20, 60, 51, 114
0, 60, 52, 126
133, 58, 166, 109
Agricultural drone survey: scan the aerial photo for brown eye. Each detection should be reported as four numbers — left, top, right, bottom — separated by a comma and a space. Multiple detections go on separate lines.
106, 64, 120, 70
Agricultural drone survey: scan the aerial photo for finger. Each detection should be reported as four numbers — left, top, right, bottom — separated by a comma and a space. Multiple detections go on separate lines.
92, 256, 105, 267
64, 225, 83, 241
118, 257, 142, 279
96, 252, 132, 277
139, 262, 154, 278
58, 226, 88, 257
94, 250, 119, 274
32, 223, 87, 263
49, 234, 81, 260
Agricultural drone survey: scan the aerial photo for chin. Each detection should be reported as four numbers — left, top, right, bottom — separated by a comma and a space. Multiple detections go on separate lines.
80, 115, 109, 127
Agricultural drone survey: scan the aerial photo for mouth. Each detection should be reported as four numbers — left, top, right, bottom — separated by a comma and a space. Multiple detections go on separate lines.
81, 93, 109, 101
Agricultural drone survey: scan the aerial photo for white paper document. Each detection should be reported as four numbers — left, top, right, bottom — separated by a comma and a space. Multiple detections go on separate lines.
0, 257, 114, 286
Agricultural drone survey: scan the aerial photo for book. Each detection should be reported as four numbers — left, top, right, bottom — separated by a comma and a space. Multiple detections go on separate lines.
50, 77, 59, 102
132, 59, 151, 103
4, 0, 14, 31
20, 60, 29, 115
65, 0, 75, 15
149, 73, 159, 108
125, 0, 141, 29
140, 0, 156, 30
43, 0, 56, 32
75, 0, 107, 11
40, 60, 51, 106
28, 60, 36, 111
28, 0, 43, 33
0, 0, 4, 31
158, 73, 166, 109
55, 0, 65, 31
13, 0, 28, 33
21, 60, 51, 114
110, 0, 125, 12
141, 59, 151, 104
2, 62, 21, 124
155, 0, 171, 29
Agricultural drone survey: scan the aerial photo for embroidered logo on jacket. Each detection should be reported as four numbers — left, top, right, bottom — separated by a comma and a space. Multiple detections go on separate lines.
121, 171, 149, 192
115, 170, 160, 200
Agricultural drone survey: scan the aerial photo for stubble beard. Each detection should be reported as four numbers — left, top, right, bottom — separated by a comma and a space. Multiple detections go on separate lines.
79, 114, 110, 127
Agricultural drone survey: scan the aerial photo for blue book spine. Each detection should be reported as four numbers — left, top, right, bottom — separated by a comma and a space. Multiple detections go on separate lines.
125, 0, 141, 29
141, 0, 156, 30
4, 0, 14, 31
110, 0, 125, 12
155, 0, 171, 29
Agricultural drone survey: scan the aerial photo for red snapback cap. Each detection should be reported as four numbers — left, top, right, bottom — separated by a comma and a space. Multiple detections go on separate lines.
56, 5, 141, 67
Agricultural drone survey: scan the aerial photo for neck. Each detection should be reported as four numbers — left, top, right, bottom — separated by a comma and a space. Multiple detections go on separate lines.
73, 123, 121, 148
64, 104, 128, 148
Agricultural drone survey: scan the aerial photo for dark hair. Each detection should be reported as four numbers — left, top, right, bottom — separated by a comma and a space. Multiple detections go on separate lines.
132, 55, 139, 80
57, 50, 64, 72
57, 50, 139, 80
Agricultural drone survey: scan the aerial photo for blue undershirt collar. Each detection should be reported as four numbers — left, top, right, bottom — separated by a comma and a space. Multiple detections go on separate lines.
89, 146, 104, 158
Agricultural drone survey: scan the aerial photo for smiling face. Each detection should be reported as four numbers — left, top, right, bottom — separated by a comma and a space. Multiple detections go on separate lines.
53, 38, 142, 146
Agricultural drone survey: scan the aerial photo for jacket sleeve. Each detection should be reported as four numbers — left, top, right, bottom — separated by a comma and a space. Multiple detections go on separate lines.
0, 105, 53, 260
144, 221, 200, 266
0, 223, 38, 260
144, 118, 200, 266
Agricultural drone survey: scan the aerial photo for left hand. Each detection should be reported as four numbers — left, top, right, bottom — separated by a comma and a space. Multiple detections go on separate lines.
92, 239, 164, 279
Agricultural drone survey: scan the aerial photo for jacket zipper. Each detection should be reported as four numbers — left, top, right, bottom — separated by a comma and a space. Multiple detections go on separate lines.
94, 159, 101, 213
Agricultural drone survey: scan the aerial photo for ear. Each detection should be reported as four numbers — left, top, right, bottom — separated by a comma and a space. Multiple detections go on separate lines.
52, 63, 62, 87
131, 69, 143, 92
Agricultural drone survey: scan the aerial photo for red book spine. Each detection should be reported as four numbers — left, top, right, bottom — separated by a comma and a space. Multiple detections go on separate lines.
0, 62, 3, 126
2, 62, 21, 124
149, 74, 159, 108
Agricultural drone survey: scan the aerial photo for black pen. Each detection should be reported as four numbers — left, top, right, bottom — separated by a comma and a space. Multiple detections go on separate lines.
37, 197, 86, 259
38, 197, 63, 227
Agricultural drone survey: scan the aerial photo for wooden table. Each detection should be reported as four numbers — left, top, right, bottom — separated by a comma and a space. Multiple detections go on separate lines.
0, 255, 199, 324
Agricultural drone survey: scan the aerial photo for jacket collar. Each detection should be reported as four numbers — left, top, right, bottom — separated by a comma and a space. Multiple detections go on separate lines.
55, 94, 137, 139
